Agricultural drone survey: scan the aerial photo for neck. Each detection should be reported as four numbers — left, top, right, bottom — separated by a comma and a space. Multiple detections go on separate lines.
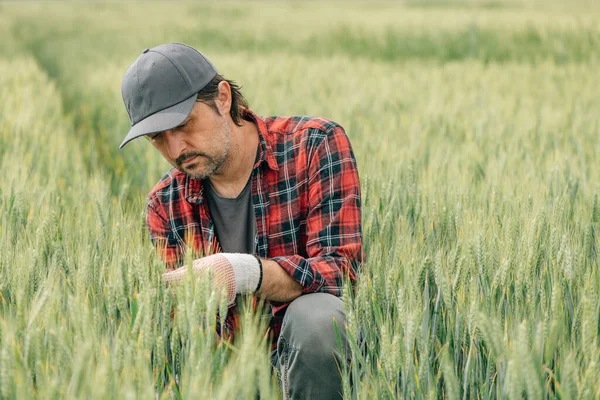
208, 117, 258, 197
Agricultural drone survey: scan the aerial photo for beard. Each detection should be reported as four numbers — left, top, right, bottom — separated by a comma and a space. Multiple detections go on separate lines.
175, 121, 231, 180
175, 151, 227, 180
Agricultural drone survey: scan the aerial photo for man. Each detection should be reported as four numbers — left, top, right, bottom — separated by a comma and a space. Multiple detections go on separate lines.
119, 43, 363, 399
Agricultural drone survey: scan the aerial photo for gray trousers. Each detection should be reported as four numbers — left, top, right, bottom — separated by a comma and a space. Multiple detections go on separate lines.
271, 293, 349, 400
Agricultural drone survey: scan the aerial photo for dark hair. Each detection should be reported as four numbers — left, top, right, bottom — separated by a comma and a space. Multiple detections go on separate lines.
196, 74, 249, 126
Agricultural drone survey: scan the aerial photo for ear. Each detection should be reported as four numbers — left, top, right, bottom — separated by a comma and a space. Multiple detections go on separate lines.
216, 81, 232, 116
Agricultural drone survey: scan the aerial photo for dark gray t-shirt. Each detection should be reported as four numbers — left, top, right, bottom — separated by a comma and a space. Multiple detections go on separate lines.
204, 150, 259, 254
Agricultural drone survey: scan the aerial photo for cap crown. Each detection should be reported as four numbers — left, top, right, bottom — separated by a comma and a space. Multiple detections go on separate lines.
121, 43, 218, 126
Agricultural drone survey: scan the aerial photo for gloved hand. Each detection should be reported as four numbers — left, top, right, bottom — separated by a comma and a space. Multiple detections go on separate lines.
162, 253, 263, 305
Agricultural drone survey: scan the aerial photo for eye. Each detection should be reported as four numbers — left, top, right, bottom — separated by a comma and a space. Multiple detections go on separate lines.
149, 132, 163, 142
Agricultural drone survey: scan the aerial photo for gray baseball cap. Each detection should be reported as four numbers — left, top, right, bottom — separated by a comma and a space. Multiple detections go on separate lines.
119, 43, 218, 148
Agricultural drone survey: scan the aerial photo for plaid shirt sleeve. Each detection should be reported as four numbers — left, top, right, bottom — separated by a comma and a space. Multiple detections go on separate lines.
271, 125, 363, 295
146, 198, 185, 269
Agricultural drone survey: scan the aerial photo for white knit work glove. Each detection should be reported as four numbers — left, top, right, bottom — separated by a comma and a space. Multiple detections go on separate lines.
162, 253, 263, 305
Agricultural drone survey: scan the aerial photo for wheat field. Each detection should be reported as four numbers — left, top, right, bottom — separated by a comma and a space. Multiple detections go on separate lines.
1, 1, 599, 398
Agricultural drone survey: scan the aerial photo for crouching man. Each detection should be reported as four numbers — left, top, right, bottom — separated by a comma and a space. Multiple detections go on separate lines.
119, 43, 363, 399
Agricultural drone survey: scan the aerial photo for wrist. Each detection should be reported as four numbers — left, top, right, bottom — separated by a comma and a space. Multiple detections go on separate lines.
219, 253, 261, 295
253, 255, 263, 293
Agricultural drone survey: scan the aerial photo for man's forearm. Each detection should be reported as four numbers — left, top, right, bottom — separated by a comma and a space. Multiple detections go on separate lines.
256, 258, 303, 302
162, 254, 303, 303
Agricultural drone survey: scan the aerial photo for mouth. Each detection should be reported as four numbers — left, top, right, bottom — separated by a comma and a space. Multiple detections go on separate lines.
181, 156, 199, 166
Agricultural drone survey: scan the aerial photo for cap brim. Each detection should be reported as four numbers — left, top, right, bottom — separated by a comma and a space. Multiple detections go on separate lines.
119, 94, 197, 149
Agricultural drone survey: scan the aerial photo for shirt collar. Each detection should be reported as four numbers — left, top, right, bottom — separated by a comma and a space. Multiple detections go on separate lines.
243, 108, 279, 172
185, 108, 278, 205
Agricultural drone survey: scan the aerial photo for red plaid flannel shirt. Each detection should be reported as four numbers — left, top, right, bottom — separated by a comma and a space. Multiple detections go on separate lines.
146, 108, 363, 348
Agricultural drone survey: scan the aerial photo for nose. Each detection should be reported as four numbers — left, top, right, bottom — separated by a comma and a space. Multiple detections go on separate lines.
163, 130, 186, 160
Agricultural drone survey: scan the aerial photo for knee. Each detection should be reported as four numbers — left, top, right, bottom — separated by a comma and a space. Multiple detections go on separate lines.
280, 293, 347, 357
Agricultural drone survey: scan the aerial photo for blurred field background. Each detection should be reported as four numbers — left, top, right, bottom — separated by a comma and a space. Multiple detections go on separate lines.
1, 1, 599, 398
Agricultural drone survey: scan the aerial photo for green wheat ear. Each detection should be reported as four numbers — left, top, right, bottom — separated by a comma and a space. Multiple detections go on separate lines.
592, 193, 600, 223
